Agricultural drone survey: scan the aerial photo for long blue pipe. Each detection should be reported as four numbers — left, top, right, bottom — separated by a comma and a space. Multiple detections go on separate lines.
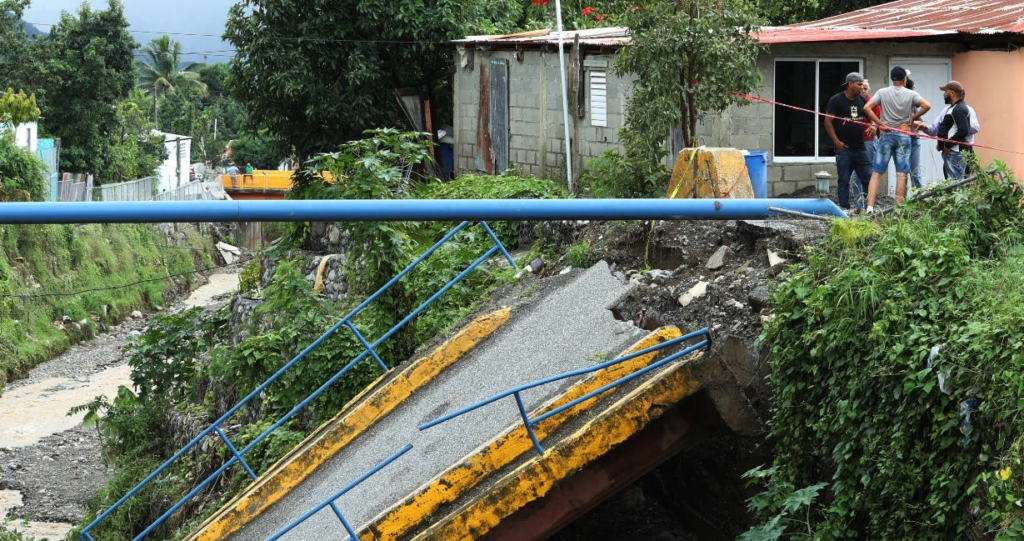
0, 198, 846, 223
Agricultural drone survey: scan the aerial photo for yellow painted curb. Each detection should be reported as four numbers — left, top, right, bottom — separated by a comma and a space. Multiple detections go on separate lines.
363, 326, 685, 541
411, 352, 704, 540
187, 308, 511, 541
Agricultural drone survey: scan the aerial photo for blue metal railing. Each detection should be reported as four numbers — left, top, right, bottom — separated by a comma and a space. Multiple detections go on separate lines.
80, 221, 516, 541
267, 444, 414, 541
419, 328, 712, 455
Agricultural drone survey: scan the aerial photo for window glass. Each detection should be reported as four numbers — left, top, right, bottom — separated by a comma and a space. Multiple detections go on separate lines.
774, 59, 861, 159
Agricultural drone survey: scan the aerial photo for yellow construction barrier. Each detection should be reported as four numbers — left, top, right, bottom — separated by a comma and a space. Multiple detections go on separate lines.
219, 170, 336, 191
666, 147, 755, 199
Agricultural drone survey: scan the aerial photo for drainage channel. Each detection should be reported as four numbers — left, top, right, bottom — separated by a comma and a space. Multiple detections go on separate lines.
0, 271, 239, 539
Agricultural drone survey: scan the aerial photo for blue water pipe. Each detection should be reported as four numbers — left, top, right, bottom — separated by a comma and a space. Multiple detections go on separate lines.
0, 198, 847, 223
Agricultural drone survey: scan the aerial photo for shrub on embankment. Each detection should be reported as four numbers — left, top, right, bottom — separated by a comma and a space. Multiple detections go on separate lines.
745, 165, 1024, 540
0, 223, 210, 388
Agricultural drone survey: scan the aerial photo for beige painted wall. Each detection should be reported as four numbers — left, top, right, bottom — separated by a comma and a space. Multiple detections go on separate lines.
953, 50, 1024, 177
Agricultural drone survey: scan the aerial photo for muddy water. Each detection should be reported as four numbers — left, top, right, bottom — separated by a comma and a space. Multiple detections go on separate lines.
0, 366, 133, 449
0, 271, 239, 539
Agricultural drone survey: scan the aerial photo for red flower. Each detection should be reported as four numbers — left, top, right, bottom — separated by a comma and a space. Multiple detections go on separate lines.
581, 6, 595, 15
594, 14, 602, 20
532, 0, 549, 6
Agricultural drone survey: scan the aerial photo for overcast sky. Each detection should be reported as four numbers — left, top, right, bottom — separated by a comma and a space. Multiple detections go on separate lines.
23, 0, 237, 62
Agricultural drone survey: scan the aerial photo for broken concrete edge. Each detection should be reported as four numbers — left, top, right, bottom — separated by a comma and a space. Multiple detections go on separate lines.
361, 326, 685, 541
185, 307, 512, 541
408, 350, 708, 541
695, 350, 764, 437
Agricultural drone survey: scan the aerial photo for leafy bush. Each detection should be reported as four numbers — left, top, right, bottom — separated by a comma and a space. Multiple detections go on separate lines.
579, 149, 668, 199
566, 240, 596, 268
753, 165, 1024, 539
0, 135, 47, 202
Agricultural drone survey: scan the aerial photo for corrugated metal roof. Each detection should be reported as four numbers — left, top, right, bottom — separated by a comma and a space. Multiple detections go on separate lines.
758, 0, 1024, 44
456, 26, 630, 48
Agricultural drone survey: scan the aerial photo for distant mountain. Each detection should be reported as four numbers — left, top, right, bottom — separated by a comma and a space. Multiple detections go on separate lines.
17, 20, 47, 37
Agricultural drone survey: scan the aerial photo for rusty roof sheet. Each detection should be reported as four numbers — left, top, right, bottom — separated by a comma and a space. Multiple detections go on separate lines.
758, 0, 1024, 44
456, 26, 630, 48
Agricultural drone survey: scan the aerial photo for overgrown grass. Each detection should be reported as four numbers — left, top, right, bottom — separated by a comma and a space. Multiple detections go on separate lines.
745, 165, 1024, 540
0, 223, 209, 388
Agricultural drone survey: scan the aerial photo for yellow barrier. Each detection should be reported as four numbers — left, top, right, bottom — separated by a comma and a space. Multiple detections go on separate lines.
218, 170, 335, 191
666, 147, 755, 199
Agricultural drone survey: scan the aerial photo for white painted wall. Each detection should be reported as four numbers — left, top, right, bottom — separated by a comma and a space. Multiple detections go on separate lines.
153, 131, 192, 192
10, 122, 38, 152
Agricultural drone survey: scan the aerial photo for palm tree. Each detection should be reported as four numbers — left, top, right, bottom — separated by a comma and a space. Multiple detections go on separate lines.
135, 35, 207, 128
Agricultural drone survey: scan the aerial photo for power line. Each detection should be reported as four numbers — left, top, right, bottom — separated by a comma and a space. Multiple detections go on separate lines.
24, 21, 456, 46
0, 257, 250, 301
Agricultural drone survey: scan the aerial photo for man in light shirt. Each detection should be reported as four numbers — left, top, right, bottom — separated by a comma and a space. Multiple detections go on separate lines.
862, 66, 931, 212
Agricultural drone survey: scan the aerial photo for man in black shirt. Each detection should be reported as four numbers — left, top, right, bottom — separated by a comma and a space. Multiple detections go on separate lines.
825, 72, 873, 210
935, 80, 971, 179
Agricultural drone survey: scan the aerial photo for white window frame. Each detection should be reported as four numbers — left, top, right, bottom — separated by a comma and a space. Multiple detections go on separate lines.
772, 57, 863, 164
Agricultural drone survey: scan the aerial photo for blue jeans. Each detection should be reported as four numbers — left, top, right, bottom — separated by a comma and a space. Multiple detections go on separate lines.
910, 136, 923, 189
873, 131, 911, 174
943, 151, 965, 180
851, 138, 875, 208
836, 148, 873, 209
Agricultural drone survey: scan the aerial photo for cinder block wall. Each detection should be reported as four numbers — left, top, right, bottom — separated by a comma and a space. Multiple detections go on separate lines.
454, 48, 629, 180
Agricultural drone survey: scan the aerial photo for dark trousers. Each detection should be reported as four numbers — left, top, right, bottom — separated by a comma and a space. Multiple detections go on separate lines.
836, 148, 873, 209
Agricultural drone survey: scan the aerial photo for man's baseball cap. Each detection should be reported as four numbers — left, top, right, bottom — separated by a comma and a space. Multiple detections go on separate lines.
842, 72, 865, 88
890, 66, 908, 81
939, 80, 965, 95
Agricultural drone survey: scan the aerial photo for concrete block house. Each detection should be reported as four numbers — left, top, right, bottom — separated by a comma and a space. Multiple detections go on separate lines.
453, 0, 1024, 196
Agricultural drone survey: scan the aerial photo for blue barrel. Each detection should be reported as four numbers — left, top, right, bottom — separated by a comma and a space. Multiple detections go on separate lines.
744, 151, 769, 198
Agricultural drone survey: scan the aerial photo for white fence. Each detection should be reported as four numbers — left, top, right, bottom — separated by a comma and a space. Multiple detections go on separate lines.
152, 181, 223, 201
93, 176, 157, 202
52, 177, 224, 203
55, 173, 93, 202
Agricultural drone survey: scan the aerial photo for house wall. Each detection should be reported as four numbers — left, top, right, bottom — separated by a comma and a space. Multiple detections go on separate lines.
455, 40, 967, 197
11, 122, 38, 152
953, 49, 1024, 177
701, 41, 962, 196
454, 47, 631, 182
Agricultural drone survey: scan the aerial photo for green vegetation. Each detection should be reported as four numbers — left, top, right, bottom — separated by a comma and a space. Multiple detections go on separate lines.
0, 223, 209, 388
566, 240, 596, 268
135, 34, 206, 128
747, 166, 1024, 539
580, 149, 668, 198
0, 134, 47, 201
224, 0, 570, 160
617, 0, 763, 162
0, 87, 39, 126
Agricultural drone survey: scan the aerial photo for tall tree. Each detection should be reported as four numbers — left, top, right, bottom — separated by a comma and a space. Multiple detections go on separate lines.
224, 0, 521, 161
756, 0, 894, 26
617, 0, 763, 166
0, 0, 47, 99
135, 35, 207, 127
42, 0, 138, 181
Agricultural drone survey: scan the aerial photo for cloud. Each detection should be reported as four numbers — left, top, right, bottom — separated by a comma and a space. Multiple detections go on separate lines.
24, 0, 235, 62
